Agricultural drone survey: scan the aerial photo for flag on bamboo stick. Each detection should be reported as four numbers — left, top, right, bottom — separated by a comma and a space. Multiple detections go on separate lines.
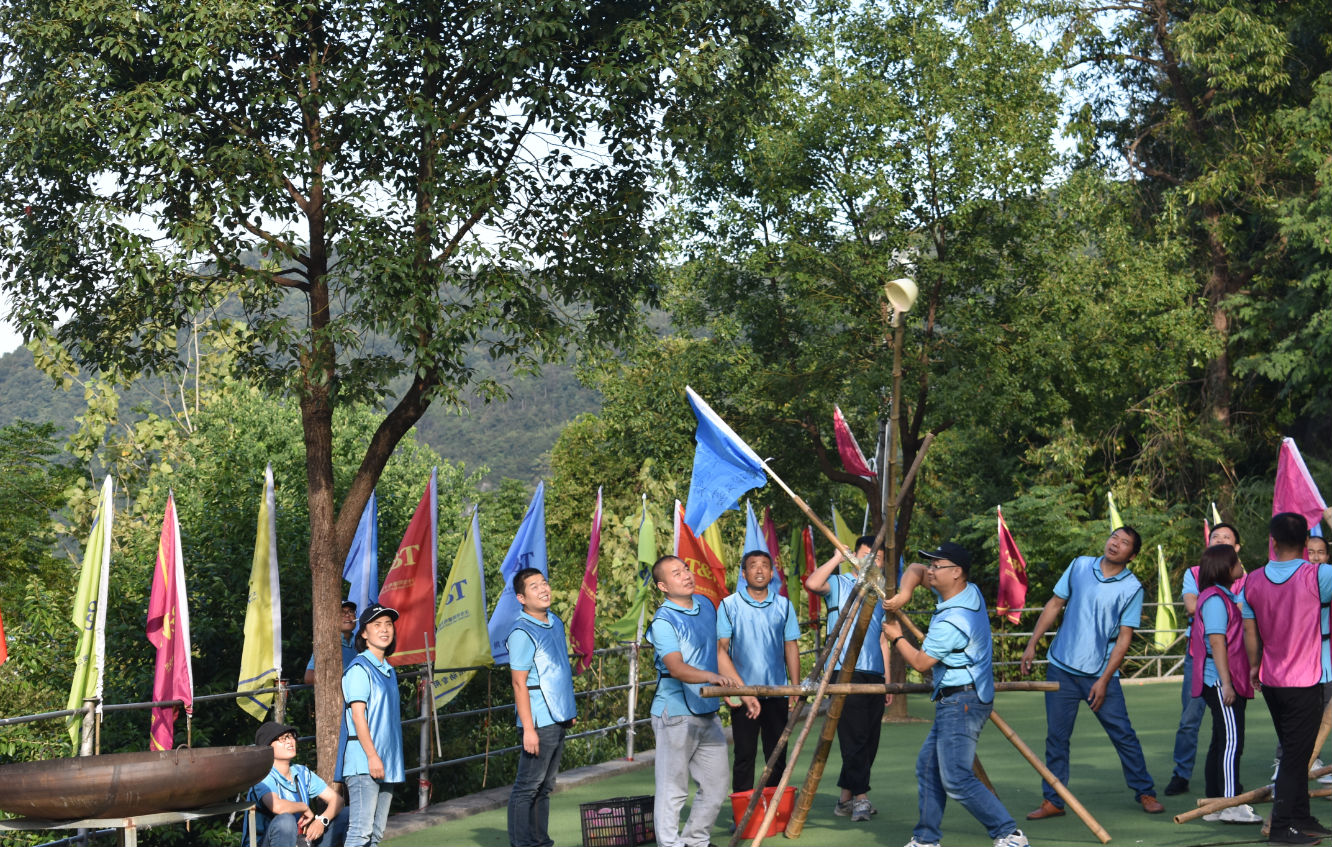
737, 501, 766, 592
996, 506, 1028, 624
0, 605, 7, 666
675, 502, 728, 606
66, 476, 113, 753
570, 488, 603, 674
147, 492, 193, 751
683, 386, 766, 534
343, 489, 379, 612
1107, 491, 1124, 531
379, 469, 438, 668
488, 482, 547, 663
607, 497, 656, 641
238, 466, 282, 721
833, 405, 875, 479
801, 525, 818, 622
1155, 545, 1178, 652
762, 507, 788, 598
832, 503, 856, 572
432, 508, 491, 707
1274, 438, 1327, 555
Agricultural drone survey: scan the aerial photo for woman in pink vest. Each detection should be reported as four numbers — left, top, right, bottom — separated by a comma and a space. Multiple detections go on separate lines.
1190, 544, 1258, 823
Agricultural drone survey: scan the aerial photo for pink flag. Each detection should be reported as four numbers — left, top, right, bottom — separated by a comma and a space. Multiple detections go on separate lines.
379, 469, 438, 668
833, 405, 875, 479
1273, 438, 1327, 556
0, 604, 8, 666
570, 488, 602, 674
996, 506, 1028, 624
147, 494, 193, 751
762, 507, 788, 598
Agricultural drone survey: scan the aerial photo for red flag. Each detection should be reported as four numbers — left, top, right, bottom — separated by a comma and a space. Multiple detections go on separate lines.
1203, 518, 1211, 547
833, 405, 875, 479
675, 503, 729, 607
0, 604, 8, 666
147, 494, 193, 751
762, 507, 788, 598
996, 506, 1028, 625
570, 488, 602, 674
802, 525, 818, 623
1273, 437, 1327, 556
379, 469, 438, 667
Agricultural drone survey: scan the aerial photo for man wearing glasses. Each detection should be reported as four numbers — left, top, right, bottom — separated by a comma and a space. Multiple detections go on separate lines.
304, 600, 360, 686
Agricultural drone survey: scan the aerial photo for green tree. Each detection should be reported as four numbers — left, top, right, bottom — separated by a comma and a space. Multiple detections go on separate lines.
0, 0, 792, 768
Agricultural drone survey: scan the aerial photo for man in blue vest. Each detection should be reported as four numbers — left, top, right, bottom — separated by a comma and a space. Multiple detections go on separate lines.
717, 550, 801, 795
805, 534, 890, 822
648, 554, 753, 847
248, 720, 349, 846
1020, 527, 1163, 819
883, 541, 1027, 847
507, 567, 577, 847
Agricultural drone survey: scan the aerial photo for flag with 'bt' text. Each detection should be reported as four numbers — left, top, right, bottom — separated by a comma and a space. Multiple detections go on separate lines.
606, 497, 657, 642
238, 465, 282, 721
432, 507, 491, 707
147, 492, 193, 752
1155, 545, 1178, 652
379, 468, 438, 668
683, 386, 767, 535
996, 506, 1028, 625
488, 482, 547, 664
675, 501, 728, 607
1273, 437, 1326, 558
66, 476, 113, 754
570, 488, 603, 674
833, 405, 876, 479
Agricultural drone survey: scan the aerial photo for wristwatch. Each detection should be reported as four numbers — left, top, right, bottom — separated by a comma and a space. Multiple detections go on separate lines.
316, 814, 331, 827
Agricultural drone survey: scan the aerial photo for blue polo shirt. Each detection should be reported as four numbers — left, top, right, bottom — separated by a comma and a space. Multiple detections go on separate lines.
247, 763, 326, 842
305, 636, 359, 673
824, 573, 886, 674
1198, 586, 1244, 687
648, 596, 720, 716
1048, 556, 1143, 677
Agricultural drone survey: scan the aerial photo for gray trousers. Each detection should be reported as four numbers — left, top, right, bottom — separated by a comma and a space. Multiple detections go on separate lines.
652, 710, 729, 847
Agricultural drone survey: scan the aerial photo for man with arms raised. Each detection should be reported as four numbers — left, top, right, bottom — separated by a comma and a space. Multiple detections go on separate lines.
1021, 527, 1162, 818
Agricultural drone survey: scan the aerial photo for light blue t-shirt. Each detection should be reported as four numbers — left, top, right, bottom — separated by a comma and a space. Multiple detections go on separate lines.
921, 585, 977, 689
1198, 586, 1243, 687
717, 589, 800, 687
1238, 560, 1332, 682
507, 610, 578, 728
340, 651, 404, 783
648, 596, 720, 716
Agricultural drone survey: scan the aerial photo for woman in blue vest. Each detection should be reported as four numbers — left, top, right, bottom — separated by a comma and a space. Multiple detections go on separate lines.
341, 603, 404, 847
884, 542, 1027, 847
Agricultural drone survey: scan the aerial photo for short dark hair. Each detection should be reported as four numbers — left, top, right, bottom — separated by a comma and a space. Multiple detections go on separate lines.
1113, 526, 1142, 558
652, 555, 683, 586
1307, 536, 1328, 553
1198, 544, 1240, 591
1210, 522, 1240, 541
741, 550, 772, 570
1270, 512, 1309, 550
513, 567, 544, 597
854, 535, 876, 553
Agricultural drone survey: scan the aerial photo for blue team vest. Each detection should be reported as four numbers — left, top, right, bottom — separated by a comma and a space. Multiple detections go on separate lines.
825, 574, 886, 673
1049, 556, 1143, 676
340, 653, 404, 783
929, 584, 995, 703
511, 613, 577, 726
720, 592, 793, 686
653, 599, 721, 715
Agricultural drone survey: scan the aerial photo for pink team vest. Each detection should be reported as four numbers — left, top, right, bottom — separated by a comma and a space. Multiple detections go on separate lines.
1244, 563, 1321, 687
1189, 585, 1253, 699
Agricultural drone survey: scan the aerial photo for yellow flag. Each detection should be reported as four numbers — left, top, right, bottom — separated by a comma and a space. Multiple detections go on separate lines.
433, 509, 492, 707
1154, 545, 1179, 652
1107, 492, 1124, 531
703, 520, 728, 588
66, 476, 113, 753
238, 466, 282, 721
832, 504, 857, 572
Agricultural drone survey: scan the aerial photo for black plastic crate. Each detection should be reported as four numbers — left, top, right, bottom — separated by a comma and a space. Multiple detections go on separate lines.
579, 795, 655, 847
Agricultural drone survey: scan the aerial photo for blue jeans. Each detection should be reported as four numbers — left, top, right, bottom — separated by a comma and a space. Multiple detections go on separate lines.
1170, 651, 1207, 779
1042, 665, 1155, 805
344, 773, 394, 847
261, 807, 349, 846
508, 723, 567, 847
914, 689, 1017, 844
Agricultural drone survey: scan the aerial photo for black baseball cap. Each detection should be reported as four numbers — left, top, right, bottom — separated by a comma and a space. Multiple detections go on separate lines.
919, 541, 973, 574
342, 600, 358, 612
255, 721, 299, 748
357, 603, 399, 636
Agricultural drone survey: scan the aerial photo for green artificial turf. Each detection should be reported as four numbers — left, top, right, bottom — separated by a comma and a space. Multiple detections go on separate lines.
386, 680, 1298, 846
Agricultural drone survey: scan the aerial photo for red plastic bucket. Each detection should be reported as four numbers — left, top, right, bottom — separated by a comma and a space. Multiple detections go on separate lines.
729, 785, 797, 839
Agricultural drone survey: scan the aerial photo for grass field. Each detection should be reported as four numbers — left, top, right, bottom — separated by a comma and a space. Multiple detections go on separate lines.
385, 679, 1301, 847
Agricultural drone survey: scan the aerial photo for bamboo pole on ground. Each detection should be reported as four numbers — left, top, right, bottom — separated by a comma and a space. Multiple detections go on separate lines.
1178, 764, 1332, 822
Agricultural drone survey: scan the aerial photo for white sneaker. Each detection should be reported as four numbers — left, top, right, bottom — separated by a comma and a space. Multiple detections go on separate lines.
1313, 757, 1332, 784
904, 839, 941, 847
1218, 804, 1263, 823
1273, 757, 1281, 781
993, 830, 1030, 847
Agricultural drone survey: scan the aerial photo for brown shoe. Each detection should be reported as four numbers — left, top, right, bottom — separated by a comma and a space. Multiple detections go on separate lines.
1026, 800, 1065, 820
1139, 794, 1165, 814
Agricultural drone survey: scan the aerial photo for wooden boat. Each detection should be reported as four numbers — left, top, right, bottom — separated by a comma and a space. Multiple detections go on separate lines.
0, 746, 273, 820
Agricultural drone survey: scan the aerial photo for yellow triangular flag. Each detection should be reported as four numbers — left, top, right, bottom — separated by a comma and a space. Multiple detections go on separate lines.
432, 509, 492, 707
1107, 492, 1124, 531
238, 466, 282, 721
1154, 545, 1178, 652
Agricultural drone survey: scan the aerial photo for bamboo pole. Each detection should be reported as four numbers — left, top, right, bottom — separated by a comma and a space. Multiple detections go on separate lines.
1179, 764, 1332, 822
702, 681, 1059, 697
988, 709, 1111, 844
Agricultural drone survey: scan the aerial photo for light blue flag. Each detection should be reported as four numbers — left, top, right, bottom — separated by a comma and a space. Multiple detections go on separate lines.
487, 481, 547, 664
737, 501, 781, 594
342, 489, 379, 612
683, 386, 767, 535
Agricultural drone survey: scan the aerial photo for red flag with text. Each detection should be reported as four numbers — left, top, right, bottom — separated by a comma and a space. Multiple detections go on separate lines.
996, 506, 1028, 624
379, 469, 438, 667
147, 494, 193, 750
675, 502, 729, 607
570, 488, 602, 674
802, 526, 818, 622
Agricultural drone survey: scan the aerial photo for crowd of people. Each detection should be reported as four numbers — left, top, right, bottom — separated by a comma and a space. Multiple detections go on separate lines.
243, 510, 1332, 847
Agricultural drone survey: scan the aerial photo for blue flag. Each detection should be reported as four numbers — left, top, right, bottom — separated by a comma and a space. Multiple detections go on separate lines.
487, 481, 548, 664
342, 489, 379, 612
737, 501, 782, 594
683, 386, 767, 535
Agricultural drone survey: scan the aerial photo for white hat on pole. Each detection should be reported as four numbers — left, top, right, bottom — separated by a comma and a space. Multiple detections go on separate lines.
885, 278, 917, 312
